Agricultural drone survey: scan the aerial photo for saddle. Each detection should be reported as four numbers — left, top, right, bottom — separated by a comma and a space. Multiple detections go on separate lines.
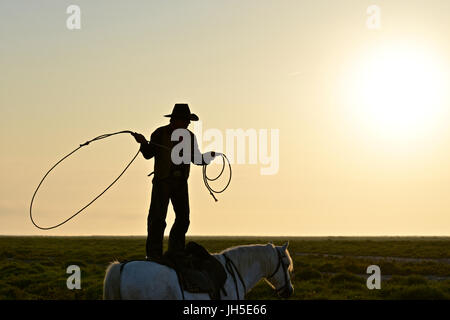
158, 242, 227, 300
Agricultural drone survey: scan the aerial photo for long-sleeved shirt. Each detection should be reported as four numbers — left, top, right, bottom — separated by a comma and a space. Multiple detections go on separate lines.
139, 124, 212, 181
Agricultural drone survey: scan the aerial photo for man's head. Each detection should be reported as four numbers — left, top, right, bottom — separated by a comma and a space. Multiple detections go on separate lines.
165, 103, 198, 129
169, 117, 191, 129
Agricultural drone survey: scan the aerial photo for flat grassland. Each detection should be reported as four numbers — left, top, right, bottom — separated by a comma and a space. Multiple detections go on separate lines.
1, 236, 449, 300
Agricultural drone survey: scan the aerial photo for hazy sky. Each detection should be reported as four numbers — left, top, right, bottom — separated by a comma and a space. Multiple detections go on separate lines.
1, 0, 450, 236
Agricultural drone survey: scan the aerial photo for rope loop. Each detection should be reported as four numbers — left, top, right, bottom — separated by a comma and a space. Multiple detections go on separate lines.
30, 131, 138, 230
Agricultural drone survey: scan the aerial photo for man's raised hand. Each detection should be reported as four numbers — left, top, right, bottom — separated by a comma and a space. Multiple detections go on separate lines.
132, 132, 148, 145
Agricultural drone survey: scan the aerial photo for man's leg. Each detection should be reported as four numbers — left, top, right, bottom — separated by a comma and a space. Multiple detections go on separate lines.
168, 179, 190, 253
146, 180, 170, 259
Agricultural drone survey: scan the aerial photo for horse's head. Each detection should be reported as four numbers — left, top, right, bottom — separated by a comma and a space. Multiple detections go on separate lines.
265, 242, 294, 298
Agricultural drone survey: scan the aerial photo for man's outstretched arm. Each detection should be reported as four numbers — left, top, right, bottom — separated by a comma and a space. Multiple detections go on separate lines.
190, 133, 216, 165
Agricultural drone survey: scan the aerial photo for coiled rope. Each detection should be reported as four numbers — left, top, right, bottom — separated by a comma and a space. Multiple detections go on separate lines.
202, 153, 232, 202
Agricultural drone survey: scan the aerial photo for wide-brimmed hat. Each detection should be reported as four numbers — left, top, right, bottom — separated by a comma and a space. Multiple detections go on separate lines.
164, 103, 199, 121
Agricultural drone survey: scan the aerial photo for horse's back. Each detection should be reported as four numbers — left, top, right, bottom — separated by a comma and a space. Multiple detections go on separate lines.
120, 260, 182, 300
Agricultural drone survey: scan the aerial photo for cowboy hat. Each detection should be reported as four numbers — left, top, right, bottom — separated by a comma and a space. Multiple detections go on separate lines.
164, 103, 199, 121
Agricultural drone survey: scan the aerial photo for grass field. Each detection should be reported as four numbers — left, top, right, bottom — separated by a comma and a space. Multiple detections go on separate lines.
0, 236, 449, 300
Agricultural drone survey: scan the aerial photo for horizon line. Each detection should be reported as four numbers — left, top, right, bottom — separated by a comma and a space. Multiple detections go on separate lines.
1, 234, 450, 238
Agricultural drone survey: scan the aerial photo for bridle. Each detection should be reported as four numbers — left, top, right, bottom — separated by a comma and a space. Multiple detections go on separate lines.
266, 248, 291, 295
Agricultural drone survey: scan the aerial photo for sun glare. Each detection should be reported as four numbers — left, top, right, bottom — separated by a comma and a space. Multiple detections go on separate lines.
347, 43, 447, 140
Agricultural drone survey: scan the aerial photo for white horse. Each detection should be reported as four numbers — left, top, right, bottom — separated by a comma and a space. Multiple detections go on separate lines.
103, 242, 294, 300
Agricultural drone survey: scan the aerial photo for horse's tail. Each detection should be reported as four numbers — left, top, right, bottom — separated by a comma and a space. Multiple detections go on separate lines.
103, 261, 122, 300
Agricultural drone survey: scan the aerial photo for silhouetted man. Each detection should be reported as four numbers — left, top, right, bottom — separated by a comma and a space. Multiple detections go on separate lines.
133, 104, 216, 260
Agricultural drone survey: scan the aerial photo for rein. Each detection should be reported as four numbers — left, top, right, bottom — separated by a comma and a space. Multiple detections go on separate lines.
223, 253, 246, 300
267, 248, 290, 295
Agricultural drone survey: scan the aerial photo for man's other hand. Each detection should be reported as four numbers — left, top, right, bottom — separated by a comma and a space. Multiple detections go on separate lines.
132, 132, 148, 144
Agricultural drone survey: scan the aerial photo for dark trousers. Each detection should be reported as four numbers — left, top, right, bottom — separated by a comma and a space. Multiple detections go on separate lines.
146, 178, 190, 258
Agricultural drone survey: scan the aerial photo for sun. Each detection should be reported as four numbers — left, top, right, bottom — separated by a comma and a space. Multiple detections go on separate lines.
346, 43, 447, 141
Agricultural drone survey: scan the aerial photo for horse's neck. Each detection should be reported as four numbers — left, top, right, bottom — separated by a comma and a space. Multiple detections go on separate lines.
219, 245, 275, 294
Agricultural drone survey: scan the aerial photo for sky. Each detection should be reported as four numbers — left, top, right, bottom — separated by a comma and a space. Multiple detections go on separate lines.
1, 0, 450, 236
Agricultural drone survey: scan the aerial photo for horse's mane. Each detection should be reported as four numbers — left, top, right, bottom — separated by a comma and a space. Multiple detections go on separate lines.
218, 243, 269, 255
216, 243, 293, 274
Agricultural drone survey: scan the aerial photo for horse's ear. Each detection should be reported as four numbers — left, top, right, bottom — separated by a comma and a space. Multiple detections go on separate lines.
282, 241, 289, 250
